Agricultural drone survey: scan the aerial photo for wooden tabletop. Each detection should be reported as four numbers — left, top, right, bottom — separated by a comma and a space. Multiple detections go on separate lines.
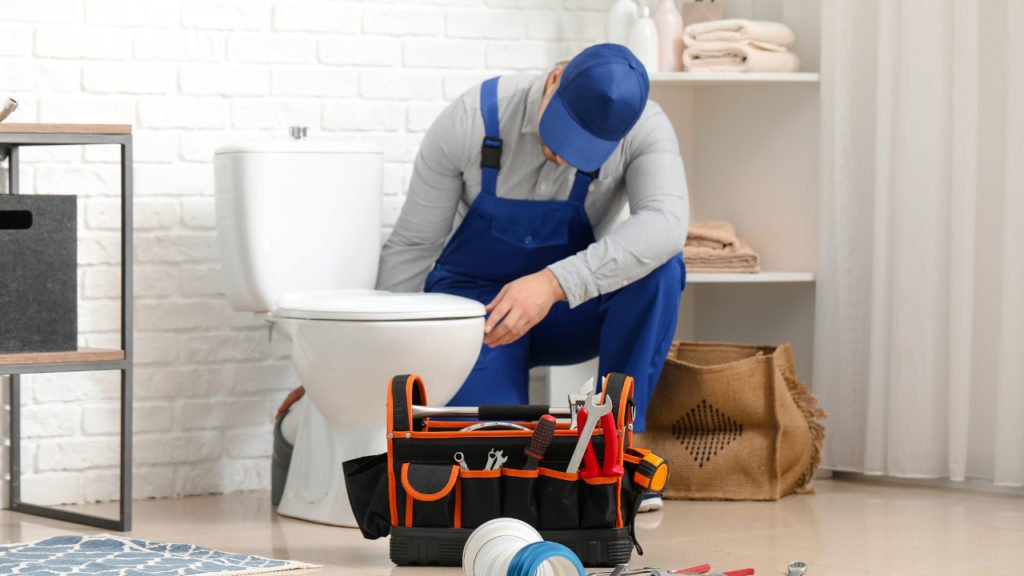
0, 347, 126, 367
0, 123, 132, 135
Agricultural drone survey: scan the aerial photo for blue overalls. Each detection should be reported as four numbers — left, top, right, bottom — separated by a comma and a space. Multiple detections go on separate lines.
424, 77, 685, 432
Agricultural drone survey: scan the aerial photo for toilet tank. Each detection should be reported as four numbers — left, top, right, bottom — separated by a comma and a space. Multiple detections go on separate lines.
214, 141, 383, 312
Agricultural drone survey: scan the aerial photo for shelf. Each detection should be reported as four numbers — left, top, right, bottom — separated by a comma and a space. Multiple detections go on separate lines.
650, 72, 820, 86
0, 123, 131, 135
0, 347, 125, 367
687, 271, 815, 284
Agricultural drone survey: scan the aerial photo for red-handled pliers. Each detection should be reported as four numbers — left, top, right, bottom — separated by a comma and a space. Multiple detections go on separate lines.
671, 565, 755, 576
577, 407, 624, 479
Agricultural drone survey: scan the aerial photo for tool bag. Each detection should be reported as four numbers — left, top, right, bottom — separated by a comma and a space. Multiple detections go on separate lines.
343, 372, 656, 567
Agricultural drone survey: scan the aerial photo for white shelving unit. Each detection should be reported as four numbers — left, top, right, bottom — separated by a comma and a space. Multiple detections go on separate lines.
547, 0, 822, 401
659, 0, 822, 382
687, 272, 815, 284
649, 72, 819, 85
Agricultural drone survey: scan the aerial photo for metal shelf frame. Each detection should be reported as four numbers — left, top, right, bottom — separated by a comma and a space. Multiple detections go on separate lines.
1, 129, 133, 532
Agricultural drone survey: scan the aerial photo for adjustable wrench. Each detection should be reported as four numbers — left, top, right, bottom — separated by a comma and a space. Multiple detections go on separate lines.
566, 393, 612, 474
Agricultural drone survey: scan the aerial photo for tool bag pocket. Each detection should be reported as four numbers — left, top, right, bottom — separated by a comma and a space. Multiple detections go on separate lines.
400, 463, 460, 528
501, 469, 539, 525
459, 468, 502, 529
580, 476, 619, 529
342, 452, 391, 539
537, 468, 580, 530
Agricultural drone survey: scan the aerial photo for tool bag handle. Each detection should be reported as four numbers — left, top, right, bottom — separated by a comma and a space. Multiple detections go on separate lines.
477, 404, 552, 421
475, 373, 632, 425
389, 372, 633, 432
389, 374, 428, 433
600, 372, 633, 427
599, 372, 635, 443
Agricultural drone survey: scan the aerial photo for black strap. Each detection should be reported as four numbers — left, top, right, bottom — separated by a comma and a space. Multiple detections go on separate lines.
600, 372, 633, 430
391, 374, 426, 432
391, 375, 413, 432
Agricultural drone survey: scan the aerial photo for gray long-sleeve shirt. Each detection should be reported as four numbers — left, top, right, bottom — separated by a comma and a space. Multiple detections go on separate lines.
376, 72, 689, 308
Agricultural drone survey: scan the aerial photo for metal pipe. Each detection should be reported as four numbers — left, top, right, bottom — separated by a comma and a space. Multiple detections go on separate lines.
411, 405, 573, 419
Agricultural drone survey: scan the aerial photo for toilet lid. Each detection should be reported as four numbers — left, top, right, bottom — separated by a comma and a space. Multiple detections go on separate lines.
273, 290, 486, 321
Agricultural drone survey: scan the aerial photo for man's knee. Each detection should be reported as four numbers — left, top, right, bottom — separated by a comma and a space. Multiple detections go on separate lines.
625, 255, 685, 297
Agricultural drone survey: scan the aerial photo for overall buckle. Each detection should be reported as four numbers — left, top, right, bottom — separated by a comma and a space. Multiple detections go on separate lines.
481, 136, 503, 170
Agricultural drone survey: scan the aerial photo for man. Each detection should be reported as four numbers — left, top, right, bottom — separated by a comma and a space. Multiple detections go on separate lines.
273, 44, 688, 512
379, 44, 689, 441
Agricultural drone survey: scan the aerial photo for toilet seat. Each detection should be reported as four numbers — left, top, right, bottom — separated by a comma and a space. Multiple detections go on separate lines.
274, 289, 486, 322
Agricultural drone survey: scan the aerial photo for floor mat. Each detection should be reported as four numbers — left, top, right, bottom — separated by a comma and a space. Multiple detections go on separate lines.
0, 534, 317, 575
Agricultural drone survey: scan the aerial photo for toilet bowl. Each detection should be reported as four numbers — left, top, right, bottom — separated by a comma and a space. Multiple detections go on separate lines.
272, 290, 483, 526
214, 140, 484, 527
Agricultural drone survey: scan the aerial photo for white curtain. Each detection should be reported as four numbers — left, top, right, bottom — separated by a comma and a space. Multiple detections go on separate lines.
815, 0, 1024, 484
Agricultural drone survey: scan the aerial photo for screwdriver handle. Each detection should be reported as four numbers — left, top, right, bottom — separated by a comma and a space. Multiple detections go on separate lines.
523, 414, 556, 470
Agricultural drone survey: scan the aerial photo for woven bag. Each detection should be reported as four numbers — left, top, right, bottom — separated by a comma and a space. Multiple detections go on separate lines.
636, 341, 826, 500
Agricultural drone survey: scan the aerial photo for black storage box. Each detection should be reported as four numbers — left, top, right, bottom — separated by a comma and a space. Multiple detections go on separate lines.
0, 195, 78, 353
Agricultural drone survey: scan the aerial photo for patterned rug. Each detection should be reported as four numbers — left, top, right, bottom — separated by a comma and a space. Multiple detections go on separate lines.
0, 534, 317, 575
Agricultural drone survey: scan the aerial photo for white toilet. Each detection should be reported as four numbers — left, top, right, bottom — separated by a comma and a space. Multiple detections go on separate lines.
214, 140, 485, 527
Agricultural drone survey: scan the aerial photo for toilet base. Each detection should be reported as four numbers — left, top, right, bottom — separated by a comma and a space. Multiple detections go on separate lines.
276, 396, 386, 527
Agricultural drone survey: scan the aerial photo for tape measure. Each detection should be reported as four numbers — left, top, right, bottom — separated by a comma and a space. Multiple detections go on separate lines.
633, 451, 669, 493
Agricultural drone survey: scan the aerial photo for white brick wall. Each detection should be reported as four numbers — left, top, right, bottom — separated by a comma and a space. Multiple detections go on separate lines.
0, 0, 605, 507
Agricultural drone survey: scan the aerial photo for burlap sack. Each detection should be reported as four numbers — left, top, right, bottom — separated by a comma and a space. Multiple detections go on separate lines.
636, 341, 826, 500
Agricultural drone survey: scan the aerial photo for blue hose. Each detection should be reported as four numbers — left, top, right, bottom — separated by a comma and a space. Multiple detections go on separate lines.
506, 541, 585, 576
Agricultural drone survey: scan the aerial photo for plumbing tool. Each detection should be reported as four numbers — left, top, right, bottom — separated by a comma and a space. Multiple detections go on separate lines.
575, 405, 623, 479
523, 414, 557, 470
460, 421, 530, 432
632, 451, 669, 492
674, 566, 754, 576
454, 452, 469, 471
588, 565, 754, 576
786, 561, 806, 576
566, 394, 612, 475
463, 518, 584, 576
414, 405, 571, 419
569, 377, 595, 429
484, 449, 507, 471
491, 451, 508, 470
0, 98, 17, 123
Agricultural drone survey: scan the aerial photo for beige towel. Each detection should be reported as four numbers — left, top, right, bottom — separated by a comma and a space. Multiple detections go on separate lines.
683, 41, 800, 73
686, 220, 738, 250
683, 239, 761, 274
684, 19, 796, 47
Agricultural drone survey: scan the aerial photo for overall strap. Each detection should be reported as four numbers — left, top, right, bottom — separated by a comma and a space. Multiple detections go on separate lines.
479, 77, 502, 198
567, 168, 598, 205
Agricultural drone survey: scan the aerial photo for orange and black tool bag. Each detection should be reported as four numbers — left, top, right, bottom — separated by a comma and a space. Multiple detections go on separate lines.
343, 372, 661, 567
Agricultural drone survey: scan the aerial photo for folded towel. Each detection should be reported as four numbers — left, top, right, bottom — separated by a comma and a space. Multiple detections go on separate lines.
683, 238, 761, 274
683, 42, 800, 73
684, 19, 796, 47
686, 220, 738, 250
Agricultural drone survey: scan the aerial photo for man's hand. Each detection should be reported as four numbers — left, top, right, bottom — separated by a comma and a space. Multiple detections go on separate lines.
484, 269, 566, 347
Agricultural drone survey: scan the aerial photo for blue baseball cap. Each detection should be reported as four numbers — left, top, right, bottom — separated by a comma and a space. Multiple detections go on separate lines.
539, 44, 650, 173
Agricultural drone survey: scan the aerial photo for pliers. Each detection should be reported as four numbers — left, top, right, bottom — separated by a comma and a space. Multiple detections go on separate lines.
576, 406, 624, 479
587, 564, 755, 576
673, 565, 754, 576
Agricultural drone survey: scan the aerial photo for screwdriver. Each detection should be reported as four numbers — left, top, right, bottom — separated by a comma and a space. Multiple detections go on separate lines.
523, 415, 556, 470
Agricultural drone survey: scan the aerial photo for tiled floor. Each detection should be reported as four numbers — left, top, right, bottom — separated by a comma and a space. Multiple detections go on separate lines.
3, 479, 1024, 575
